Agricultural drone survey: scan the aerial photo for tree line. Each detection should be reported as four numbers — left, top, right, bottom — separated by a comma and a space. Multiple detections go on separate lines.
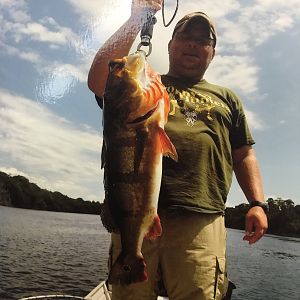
0, 171, 101, 215
225, 198, 300, 238
0, 171, 299, 238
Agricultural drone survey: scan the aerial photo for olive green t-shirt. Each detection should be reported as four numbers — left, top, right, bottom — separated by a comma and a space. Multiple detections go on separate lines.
159, 75, 255, 213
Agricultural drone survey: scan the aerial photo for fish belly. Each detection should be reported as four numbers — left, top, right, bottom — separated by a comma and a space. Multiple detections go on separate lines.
105, 124, 162, 285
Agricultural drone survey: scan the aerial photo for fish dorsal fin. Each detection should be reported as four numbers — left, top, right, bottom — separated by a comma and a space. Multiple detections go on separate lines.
158, 127, 178, 162
100, 198, 119, 233
100, 140, 106, 169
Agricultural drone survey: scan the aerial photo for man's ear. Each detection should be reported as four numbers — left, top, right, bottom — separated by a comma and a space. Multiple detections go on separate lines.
211, 47, 216, 61
168, 39, 172, 53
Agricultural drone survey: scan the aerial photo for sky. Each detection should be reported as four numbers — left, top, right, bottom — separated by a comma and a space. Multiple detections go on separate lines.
0, 0, 299, 207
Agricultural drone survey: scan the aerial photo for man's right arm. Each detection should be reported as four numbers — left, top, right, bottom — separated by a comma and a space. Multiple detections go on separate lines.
87, 0, 163, 97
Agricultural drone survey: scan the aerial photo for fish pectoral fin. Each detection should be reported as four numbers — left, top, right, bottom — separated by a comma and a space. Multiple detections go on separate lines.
158, 127, 178, 162
144, 215, 162, 240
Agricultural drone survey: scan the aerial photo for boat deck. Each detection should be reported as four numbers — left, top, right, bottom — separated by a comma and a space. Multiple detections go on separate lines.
19, 281, 168, 300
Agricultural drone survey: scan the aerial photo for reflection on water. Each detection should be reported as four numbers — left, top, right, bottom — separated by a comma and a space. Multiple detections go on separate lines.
262, 250, 299, 259
0, 206, 110, 300
226, 228, 300, 300
1, 206, 299, 300
268, 234, 300, 243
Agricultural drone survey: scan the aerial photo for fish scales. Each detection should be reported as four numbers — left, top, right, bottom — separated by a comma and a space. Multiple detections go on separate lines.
101, 51, 177, 285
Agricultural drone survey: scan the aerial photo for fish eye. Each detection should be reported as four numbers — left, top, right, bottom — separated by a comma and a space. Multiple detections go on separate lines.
109, 60, 125, 72
123, 264, 131, 272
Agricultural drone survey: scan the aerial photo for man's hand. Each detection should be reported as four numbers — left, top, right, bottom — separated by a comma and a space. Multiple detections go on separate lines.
131, 0, 163, 18
243, 206, 268, 244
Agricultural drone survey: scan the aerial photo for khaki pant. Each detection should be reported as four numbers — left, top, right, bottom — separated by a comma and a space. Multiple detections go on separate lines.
109, 210, 228, 300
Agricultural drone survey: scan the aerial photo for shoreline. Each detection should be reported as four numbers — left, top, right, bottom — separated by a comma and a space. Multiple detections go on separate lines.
1, 204, 299, 239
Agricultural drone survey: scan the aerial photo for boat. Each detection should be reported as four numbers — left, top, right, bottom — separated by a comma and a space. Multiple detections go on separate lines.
19, 281, 168, 300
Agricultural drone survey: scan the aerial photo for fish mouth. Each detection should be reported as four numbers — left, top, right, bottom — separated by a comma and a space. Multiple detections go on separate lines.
125, 52, 146, 74
109, 59, 125, 72
127, 105, 157, 124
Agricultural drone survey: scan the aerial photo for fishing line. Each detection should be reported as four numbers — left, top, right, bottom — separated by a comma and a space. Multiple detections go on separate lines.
162, 0, 179, 27
137, 0, 179, 56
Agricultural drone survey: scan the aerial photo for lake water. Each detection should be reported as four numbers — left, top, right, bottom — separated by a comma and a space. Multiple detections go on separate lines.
0, 206, 299, 300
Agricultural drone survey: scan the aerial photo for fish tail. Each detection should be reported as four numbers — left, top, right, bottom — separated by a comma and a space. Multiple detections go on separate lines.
145, 215, 162, 240
108, 253, 147, 285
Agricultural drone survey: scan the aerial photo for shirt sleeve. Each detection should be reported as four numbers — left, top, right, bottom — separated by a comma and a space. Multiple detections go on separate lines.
95, 94, 104, 109
229, 93, 255, 149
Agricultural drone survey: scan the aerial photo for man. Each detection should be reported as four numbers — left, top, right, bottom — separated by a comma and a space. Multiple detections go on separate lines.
88, 1, 268, 299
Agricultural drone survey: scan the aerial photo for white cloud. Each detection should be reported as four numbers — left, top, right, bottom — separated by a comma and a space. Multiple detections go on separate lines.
0, 38, 89, 105
0, 41, 42, 64
234, 2, 299, 47
0, 0, 26, 10
5, 15, 80, 49
7, 6, 30, 23
0, 0, 95, 102
17, 22, 68, 45
0, 3, 92, 103
244, 108, 265, 131
1, 0, 299, 205
0, 89, 104, 201
66, 0, 131, 23
207, 55, 259, 95
1, 1, 82, 50
273, 14, 294, 31
253, 0, 300, 12
0, 167, 30, 179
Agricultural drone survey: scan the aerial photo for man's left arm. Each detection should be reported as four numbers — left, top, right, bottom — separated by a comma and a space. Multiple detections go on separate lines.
232, 145, 268, 244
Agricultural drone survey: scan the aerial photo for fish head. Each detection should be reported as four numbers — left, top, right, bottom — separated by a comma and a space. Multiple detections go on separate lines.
104, 51, 167, 125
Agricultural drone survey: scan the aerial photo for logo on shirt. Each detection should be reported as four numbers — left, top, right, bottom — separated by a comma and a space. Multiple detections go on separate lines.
184, 110, 198, 127
165, 85, 230, 127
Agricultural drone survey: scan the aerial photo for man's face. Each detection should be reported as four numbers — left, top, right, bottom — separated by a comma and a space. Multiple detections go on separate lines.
168, 20, 215, 80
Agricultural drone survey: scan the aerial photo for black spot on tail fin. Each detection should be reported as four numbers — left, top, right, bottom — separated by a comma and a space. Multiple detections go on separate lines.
108, 253, 147, 285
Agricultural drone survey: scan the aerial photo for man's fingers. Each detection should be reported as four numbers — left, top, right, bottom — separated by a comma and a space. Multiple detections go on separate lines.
243, 222, 267, 244
243, 230, 254, 242
243, 215, 254, 241
247, 228, 265, 244
132, 0, 162, 12
245, 219, 254, 235
243, 206, 268, 244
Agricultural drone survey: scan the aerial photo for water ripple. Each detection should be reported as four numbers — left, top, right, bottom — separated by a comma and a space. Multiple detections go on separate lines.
1, 207, 299, 300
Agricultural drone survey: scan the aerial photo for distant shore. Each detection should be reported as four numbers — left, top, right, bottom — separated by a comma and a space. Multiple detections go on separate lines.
0, 171, 101, 215
1, 171, 299, 238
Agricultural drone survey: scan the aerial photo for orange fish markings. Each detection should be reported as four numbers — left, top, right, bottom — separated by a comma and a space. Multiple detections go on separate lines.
101, 51, 177, 285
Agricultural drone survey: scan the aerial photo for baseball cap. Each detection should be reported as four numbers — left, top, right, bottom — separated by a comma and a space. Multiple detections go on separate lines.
172, 12, 217, 47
